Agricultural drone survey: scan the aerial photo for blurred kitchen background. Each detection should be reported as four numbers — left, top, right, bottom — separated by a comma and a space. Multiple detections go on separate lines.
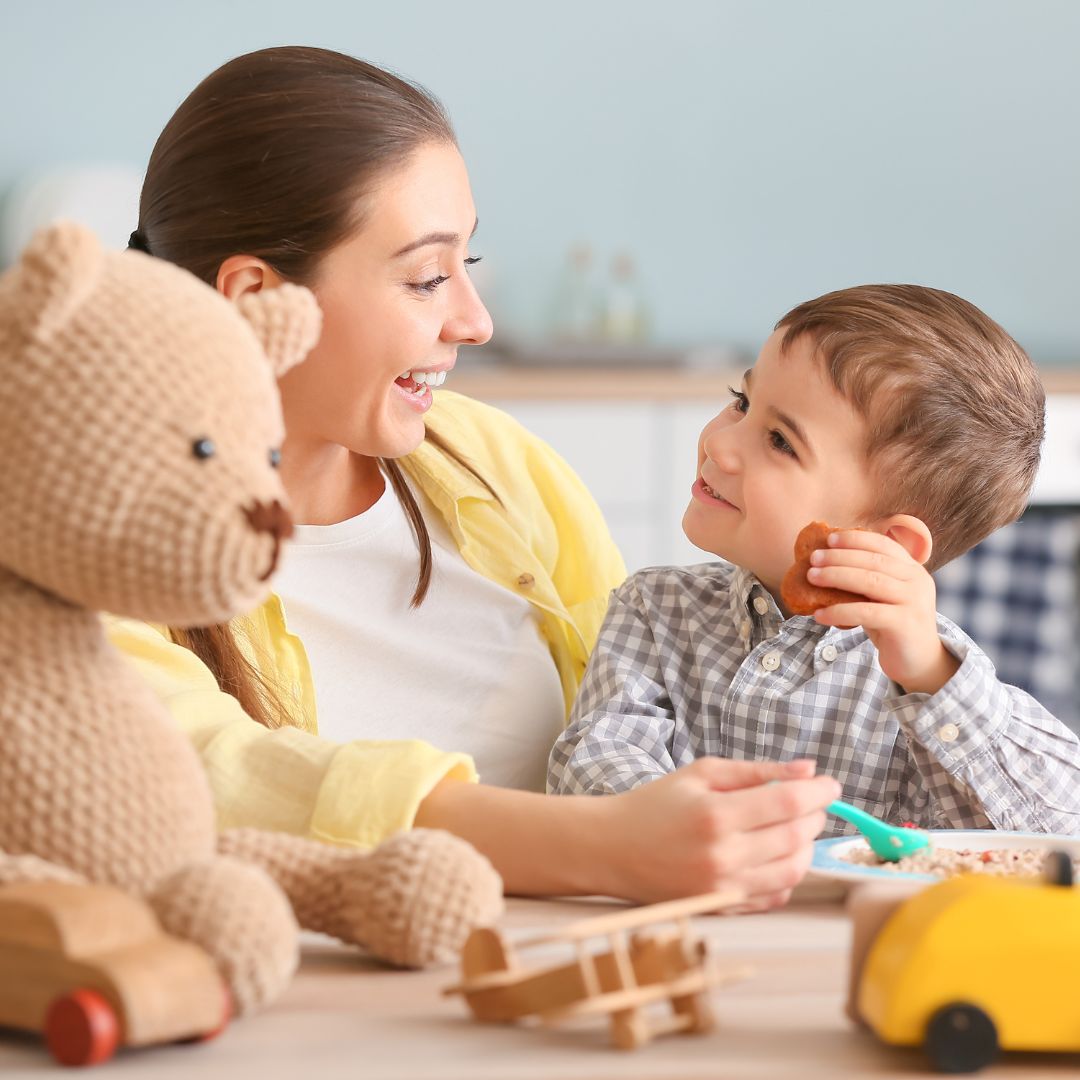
4, 0, 1079, 726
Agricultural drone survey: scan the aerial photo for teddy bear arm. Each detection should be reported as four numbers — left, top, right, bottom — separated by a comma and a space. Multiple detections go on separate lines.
219, 827, 504, 969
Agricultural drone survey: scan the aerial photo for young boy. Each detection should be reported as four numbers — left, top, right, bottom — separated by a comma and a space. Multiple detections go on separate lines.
548, 285, 1080, 837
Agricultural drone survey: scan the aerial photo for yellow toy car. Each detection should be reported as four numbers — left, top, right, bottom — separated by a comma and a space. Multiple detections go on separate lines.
0, 879, 229, 1066
848, 852, 1078, 1073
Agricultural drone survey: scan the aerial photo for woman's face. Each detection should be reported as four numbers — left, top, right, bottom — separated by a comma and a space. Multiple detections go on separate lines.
277, 141, 493, 459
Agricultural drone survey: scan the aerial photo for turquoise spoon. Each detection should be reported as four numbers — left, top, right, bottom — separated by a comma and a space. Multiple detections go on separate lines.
828, 800, 930, 862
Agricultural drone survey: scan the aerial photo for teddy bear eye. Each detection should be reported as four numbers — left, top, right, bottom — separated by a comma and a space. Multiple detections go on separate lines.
192, 438, 216, 460
269, 447, 282, 468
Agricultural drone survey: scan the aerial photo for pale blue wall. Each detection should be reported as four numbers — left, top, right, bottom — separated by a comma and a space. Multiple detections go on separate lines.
4, 0, 1079, 358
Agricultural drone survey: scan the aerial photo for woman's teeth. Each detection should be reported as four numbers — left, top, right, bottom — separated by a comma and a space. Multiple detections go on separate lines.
399, 370, 447, 390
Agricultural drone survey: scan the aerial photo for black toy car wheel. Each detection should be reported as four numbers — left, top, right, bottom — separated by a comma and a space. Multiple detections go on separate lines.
924, 1002, 999, 1074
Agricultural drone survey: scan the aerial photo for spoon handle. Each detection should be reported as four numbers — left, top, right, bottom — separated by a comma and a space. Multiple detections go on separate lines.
827, 799, 878, 828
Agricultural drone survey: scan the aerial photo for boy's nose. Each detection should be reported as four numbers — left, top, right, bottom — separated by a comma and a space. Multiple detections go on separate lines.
702, 427, 741, 473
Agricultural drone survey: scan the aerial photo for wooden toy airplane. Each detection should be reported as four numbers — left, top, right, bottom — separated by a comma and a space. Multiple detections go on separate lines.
445, 888, 751, 1049
0, 880, 229, 1066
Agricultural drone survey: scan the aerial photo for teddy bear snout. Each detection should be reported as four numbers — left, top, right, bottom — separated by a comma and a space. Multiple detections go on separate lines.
243, 499, 295, 580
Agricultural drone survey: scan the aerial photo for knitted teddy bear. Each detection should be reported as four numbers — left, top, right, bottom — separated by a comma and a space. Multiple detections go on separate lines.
0, 222, 502, 1016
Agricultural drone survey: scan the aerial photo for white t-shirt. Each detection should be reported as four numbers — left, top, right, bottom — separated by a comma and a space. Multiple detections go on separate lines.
272, 477, 566, 791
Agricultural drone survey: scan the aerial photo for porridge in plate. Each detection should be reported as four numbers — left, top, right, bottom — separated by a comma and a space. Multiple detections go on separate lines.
844, 843, 1080, 879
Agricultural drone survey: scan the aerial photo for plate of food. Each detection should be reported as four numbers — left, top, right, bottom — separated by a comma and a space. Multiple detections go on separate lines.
811, 829, 1080, 883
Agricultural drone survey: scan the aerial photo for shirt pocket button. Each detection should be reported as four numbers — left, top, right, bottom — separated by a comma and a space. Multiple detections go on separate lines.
760, 651, 781, 672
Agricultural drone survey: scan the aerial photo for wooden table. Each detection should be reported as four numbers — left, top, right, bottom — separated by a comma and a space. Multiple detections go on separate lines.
1, 880, 1075, 1078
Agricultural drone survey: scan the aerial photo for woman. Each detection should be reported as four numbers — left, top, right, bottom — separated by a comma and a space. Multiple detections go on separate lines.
113, 46, 838, 905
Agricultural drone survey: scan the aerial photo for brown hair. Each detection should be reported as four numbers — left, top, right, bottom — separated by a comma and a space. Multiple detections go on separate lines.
775, 284, 1044, 571
137, 46, 478, 728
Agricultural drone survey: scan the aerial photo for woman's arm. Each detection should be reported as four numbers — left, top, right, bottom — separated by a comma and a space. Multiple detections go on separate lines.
417, 757, 839, 905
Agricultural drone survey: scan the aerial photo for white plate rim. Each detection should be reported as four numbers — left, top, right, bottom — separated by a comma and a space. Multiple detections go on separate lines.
811, 829, 1080, 883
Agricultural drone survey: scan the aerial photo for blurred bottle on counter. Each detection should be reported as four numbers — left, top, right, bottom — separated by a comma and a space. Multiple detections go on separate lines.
548, 244, 601, 343
598, 252, 650, 343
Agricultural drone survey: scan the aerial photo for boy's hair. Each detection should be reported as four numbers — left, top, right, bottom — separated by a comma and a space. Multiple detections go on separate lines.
775, 285, 1044, 571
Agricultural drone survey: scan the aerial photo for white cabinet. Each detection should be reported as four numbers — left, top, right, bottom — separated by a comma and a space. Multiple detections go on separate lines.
1031, 395, 1080, 505
490, 397, 724, 572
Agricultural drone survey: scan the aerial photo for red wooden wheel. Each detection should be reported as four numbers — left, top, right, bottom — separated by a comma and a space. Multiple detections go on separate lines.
45, 989, 121, 1066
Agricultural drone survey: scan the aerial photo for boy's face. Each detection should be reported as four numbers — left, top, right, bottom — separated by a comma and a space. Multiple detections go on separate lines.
682, 329, 877, 599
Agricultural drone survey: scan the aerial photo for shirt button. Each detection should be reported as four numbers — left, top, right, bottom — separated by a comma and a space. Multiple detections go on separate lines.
938, 722, 960, 743
516, 573, 536, 589
760, 651, 781, 672
753, 596, 769, 616
821, 644, 838, 663
739, 619, 751, 640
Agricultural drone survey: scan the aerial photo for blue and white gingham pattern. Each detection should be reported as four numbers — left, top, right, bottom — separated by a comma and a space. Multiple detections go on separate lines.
935, 512, 1080, 734
548, 562, 1080, 838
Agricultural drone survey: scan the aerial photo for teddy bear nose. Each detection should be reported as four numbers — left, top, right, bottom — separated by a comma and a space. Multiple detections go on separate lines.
243, 499, 294, 580
244, 499, 295, 541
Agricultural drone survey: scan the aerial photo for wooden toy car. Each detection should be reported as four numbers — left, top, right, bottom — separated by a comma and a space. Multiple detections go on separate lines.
847, 852, 1079, 1073
0, 879, 229, 1066
444, 888, 751, 1049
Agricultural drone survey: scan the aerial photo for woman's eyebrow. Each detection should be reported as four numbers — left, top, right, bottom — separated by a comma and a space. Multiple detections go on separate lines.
393, 217, 478, 258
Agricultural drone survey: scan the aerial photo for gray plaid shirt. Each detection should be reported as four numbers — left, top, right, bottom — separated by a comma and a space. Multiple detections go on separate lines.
548, 562, 1080, 837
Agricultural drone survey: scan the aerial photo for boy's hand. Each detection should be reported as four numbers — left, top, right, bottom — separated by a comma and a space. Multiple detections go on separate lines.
805, 528, 960, 695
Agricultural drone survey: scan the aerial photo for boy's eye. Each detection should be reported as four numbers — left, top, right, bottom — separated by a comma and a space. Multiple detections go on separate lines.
769, 430, 797, 458
727, 386, 749, 414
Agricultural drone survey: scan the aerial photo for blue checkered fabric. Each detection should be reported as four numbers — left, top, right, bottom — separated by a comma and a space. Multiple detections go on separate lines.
549, 561, 1080, 837
934, 513, 1080, 734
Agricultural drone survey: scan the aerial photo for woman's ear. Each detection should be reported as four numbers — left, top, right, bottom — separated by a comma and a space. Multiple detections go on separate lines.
876, 514, 934, 566
215, 254, 287, 300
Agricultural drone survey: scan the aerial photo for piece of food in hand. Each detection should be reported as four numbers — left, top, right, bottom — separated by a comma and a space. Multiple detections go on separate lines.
780, 521, 870, 615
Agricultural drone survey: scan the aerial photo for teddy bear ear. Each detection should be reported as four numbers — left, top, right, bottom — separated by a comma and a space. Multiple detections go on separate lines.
235, 284, 322, 378
9, 221, 104, 344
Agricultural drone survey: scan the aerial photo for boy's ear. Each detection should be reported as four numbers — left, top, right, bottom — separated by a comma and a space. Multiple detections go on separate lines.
876, 514, 933, 566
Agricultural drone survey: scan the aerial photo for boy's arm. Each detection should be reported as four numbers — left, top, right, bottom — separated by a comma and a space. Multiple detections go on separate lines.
886, 630, 1080, 833
548, 578, 680, 794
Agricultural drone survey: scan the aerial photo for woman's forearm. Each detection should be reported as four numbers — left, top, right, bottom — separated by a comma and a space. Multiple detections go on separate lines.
414, 779, 613, 896
415, 761, 841, 905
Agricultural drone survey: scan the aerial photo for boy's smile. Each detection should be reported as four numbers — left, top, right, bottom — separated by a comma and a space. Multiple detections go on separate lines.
682, 329, 878, 604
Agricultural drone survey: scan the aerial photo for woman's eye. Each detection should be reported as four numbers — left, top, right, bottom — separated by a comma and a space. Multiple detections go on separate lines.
409, 275, 449, 295
727, 386, 749, 414
464, 255, 483, 269
269, 447, 282, 468
192, 437, 216, 460
770, 430, 797, 457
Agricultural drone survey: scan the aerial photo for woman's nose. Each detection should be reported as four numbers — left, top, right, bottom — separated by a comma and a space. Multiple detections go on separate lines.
443, 274, 494, 346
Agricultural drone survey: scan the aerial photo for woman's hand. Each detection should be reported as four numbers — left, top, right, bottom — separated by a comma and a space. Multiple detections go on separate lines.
593, 758, 840, 908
